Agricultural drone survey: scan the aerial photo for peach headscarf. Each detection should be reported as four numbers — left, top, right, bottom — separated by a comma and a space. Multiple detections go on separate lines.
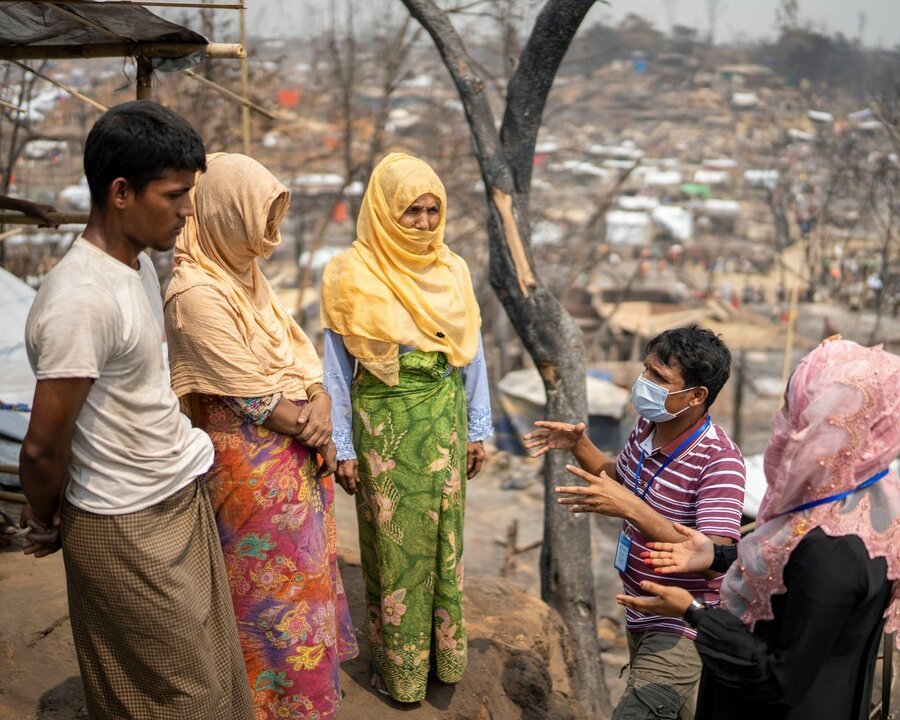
164, 153, 322, 400
721, 338, 900, 647
320, 153, 480, 386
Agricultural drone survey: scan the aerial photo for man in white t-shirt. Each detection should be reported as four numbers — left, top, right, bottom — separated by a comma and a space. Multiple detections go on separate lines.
19, 101, 252, 719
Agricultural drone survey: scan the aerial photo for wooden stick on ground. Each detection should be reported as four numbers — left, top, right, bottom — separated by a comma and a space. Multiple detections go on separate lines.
500, 518, 518, 577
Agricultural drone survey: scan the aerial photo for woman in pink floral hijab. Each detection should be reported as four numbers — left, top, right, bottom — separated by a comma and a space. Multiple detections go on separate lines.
619, 338, 900, 720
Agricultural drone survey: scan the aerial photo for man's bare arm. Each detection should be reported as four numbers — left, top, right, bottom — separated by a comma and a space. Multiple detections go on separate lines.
20, 378, 93, 527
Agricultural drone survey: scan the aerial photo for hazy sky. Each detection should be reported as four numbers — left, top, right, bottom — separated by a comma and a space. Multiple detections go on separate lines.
228, 0, 900, 48
596, 0, 899, 47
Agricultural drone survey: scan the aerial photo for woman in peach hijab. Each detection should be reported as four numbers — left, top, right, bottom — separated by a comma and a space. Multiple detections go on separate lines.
165, 153, 358, 720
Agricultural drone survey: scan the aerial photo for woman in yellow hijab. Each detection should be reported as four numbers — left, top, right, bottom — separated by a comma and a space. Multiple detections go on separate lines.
164, 153, 358, 720
321, 153, 492, 702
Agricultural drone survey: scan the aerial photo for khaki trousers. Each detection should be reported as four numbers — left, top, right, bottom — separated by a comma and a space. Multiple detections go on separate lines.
612, 630, 702, 720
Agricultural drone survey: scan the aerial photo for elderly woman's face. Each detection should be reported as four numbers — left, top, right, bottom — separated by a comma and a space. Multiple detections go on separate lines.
399, 192, 441, 231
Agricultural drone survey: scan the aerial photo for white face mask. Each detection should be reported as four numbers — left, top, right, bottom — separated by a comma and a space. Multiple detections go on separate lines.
631, 375, 698, 422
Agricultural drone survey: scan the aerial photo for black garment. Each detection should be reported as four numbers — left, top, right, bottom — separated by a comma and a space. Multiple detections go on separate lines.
711, 542, 738, 573
694, 529, 891, 720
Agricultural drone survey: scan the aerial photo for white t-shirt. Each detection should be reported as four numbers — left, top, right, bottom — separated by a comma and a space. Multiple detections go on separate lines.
25, 238, 213, 514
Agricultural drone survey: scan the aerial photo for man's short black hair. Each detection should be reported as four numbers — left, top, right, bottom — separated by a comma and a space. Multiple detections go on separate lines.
645, 325, 732, 409
84, 100, 206, 208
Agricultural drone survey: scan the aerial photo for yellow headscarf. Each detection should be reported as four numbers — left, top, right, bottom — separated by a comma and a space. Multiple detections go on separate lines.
164, 153, 322, 400
321, 153, 480, 386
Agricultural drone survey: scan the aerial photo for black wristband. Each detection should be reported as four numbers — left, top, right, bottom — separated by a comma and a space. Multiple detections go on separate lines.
683, 598, 707, 628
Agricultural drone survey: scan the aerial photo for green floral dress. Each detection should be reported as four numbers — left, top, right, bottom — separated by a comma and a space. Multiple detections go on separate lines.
352, 350, 468, 702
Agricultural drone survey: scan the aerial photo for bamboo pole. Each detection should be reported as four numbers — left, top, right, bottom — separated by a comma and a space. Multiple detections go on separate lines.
0, 490, 26, 504
239, 1, 251, 155
182, 69, 278, 120
780, 283, 800, 388
0, 42, 245, 61
203, 43, 246, 59
0, 212, 89, 227
9, 60, 108, 112
0, 98, 26, 113
136, 55, 153, 100
0, 463, 19, 475
134, 1, 245, 7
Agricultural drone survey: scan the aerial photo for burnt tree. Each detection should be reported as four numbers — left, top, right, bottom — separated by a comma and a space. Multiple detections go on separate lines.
399, 0, 609, 715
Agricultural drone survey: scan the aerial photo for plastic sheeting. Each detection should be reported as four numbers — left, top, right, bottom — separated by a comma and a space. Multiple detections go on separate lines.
0, 268, 35, 443
0, 2, 207, 71
0, 266, 32, 489
496, 368, 632, 456
0, 2, 205, 48
498, 368, 631, 421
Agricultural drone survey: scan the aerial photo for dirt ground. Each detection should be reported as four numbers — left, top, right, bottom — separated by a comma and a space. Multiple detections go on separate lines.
0, 454, 630, 720
1, 451, 896, 719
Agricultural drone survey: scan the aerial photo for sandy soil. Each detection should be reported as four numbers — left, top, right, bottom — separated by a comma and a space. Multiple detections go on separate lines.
2, 451, 896, 719
0, 455, 630, 720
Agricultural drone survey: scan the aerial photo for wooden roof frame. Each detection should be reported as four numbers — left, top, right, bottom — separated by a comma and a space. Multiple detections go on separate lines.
0, 1, 261, 231
0, 0, 246, 100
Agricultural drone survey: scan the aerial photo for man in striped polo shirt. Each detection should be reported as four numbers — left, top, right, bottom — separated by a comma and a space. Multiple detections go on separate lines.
525, 325, 745, 720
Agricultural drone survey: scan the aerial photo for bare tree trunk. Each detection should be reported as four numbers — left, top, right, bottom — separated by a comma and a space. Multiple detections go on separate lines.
400, 1, 609, 715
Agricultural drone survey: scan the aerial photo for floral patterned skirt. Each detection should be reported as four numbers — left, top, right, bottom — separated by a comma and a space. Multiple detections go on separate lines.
352, 350, 468, 703
195, 395, 358, 720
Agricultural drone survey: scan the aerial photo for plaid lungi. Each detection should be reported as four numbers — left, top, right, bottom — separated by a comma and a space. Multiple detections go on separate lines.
60, 479, 253, 719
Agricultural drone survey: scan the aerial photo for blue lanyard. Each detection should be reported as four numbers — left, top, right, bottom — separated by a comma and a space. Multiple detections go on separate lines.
632, 416, 711, 501
774, 468, 889, 517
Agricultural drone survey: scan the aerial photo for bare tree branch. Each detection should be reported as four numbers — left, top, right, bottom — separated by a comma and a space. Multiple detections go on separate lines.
500, 0, 597, 193
398, 2, 610, 715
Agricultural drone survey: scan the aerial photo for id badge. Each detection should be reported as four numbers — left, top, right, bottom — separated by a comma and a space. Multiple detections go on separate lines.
614, 530, 632, 573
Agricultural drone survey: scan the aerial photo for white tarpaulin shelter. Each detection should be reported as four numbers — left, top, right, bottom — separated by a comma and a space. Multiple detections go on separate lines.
498, 368, 631, 420
0, 267, 35, 440
497, 368, 632, 456
0, 268, 34, 487
618, 195, 660, 211
744, 169, 779, 190
703, 199, 742, 218
652, 205, 693, 241
605, 210, 652, 246
742, 454, 766, 519
641, 170, 683, 187
0, 268, 35, 405
693, 169, 730, 186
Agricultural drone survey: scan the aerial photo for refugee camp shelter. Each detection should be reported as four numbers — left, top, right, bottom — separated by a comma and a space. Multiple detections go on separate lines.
0, 0, 263, 242
0, 0, 245, 100
0, 267, 34, 486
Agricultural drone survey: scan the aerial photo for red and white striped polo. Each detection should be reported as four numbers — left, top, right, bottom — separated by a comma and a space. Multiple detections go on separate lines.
614, 413, 746, 639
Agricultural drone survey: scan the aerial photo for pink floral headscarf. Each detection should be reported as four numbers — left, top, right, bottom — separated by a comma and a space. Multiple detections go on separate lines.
721, 338, 900, 647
